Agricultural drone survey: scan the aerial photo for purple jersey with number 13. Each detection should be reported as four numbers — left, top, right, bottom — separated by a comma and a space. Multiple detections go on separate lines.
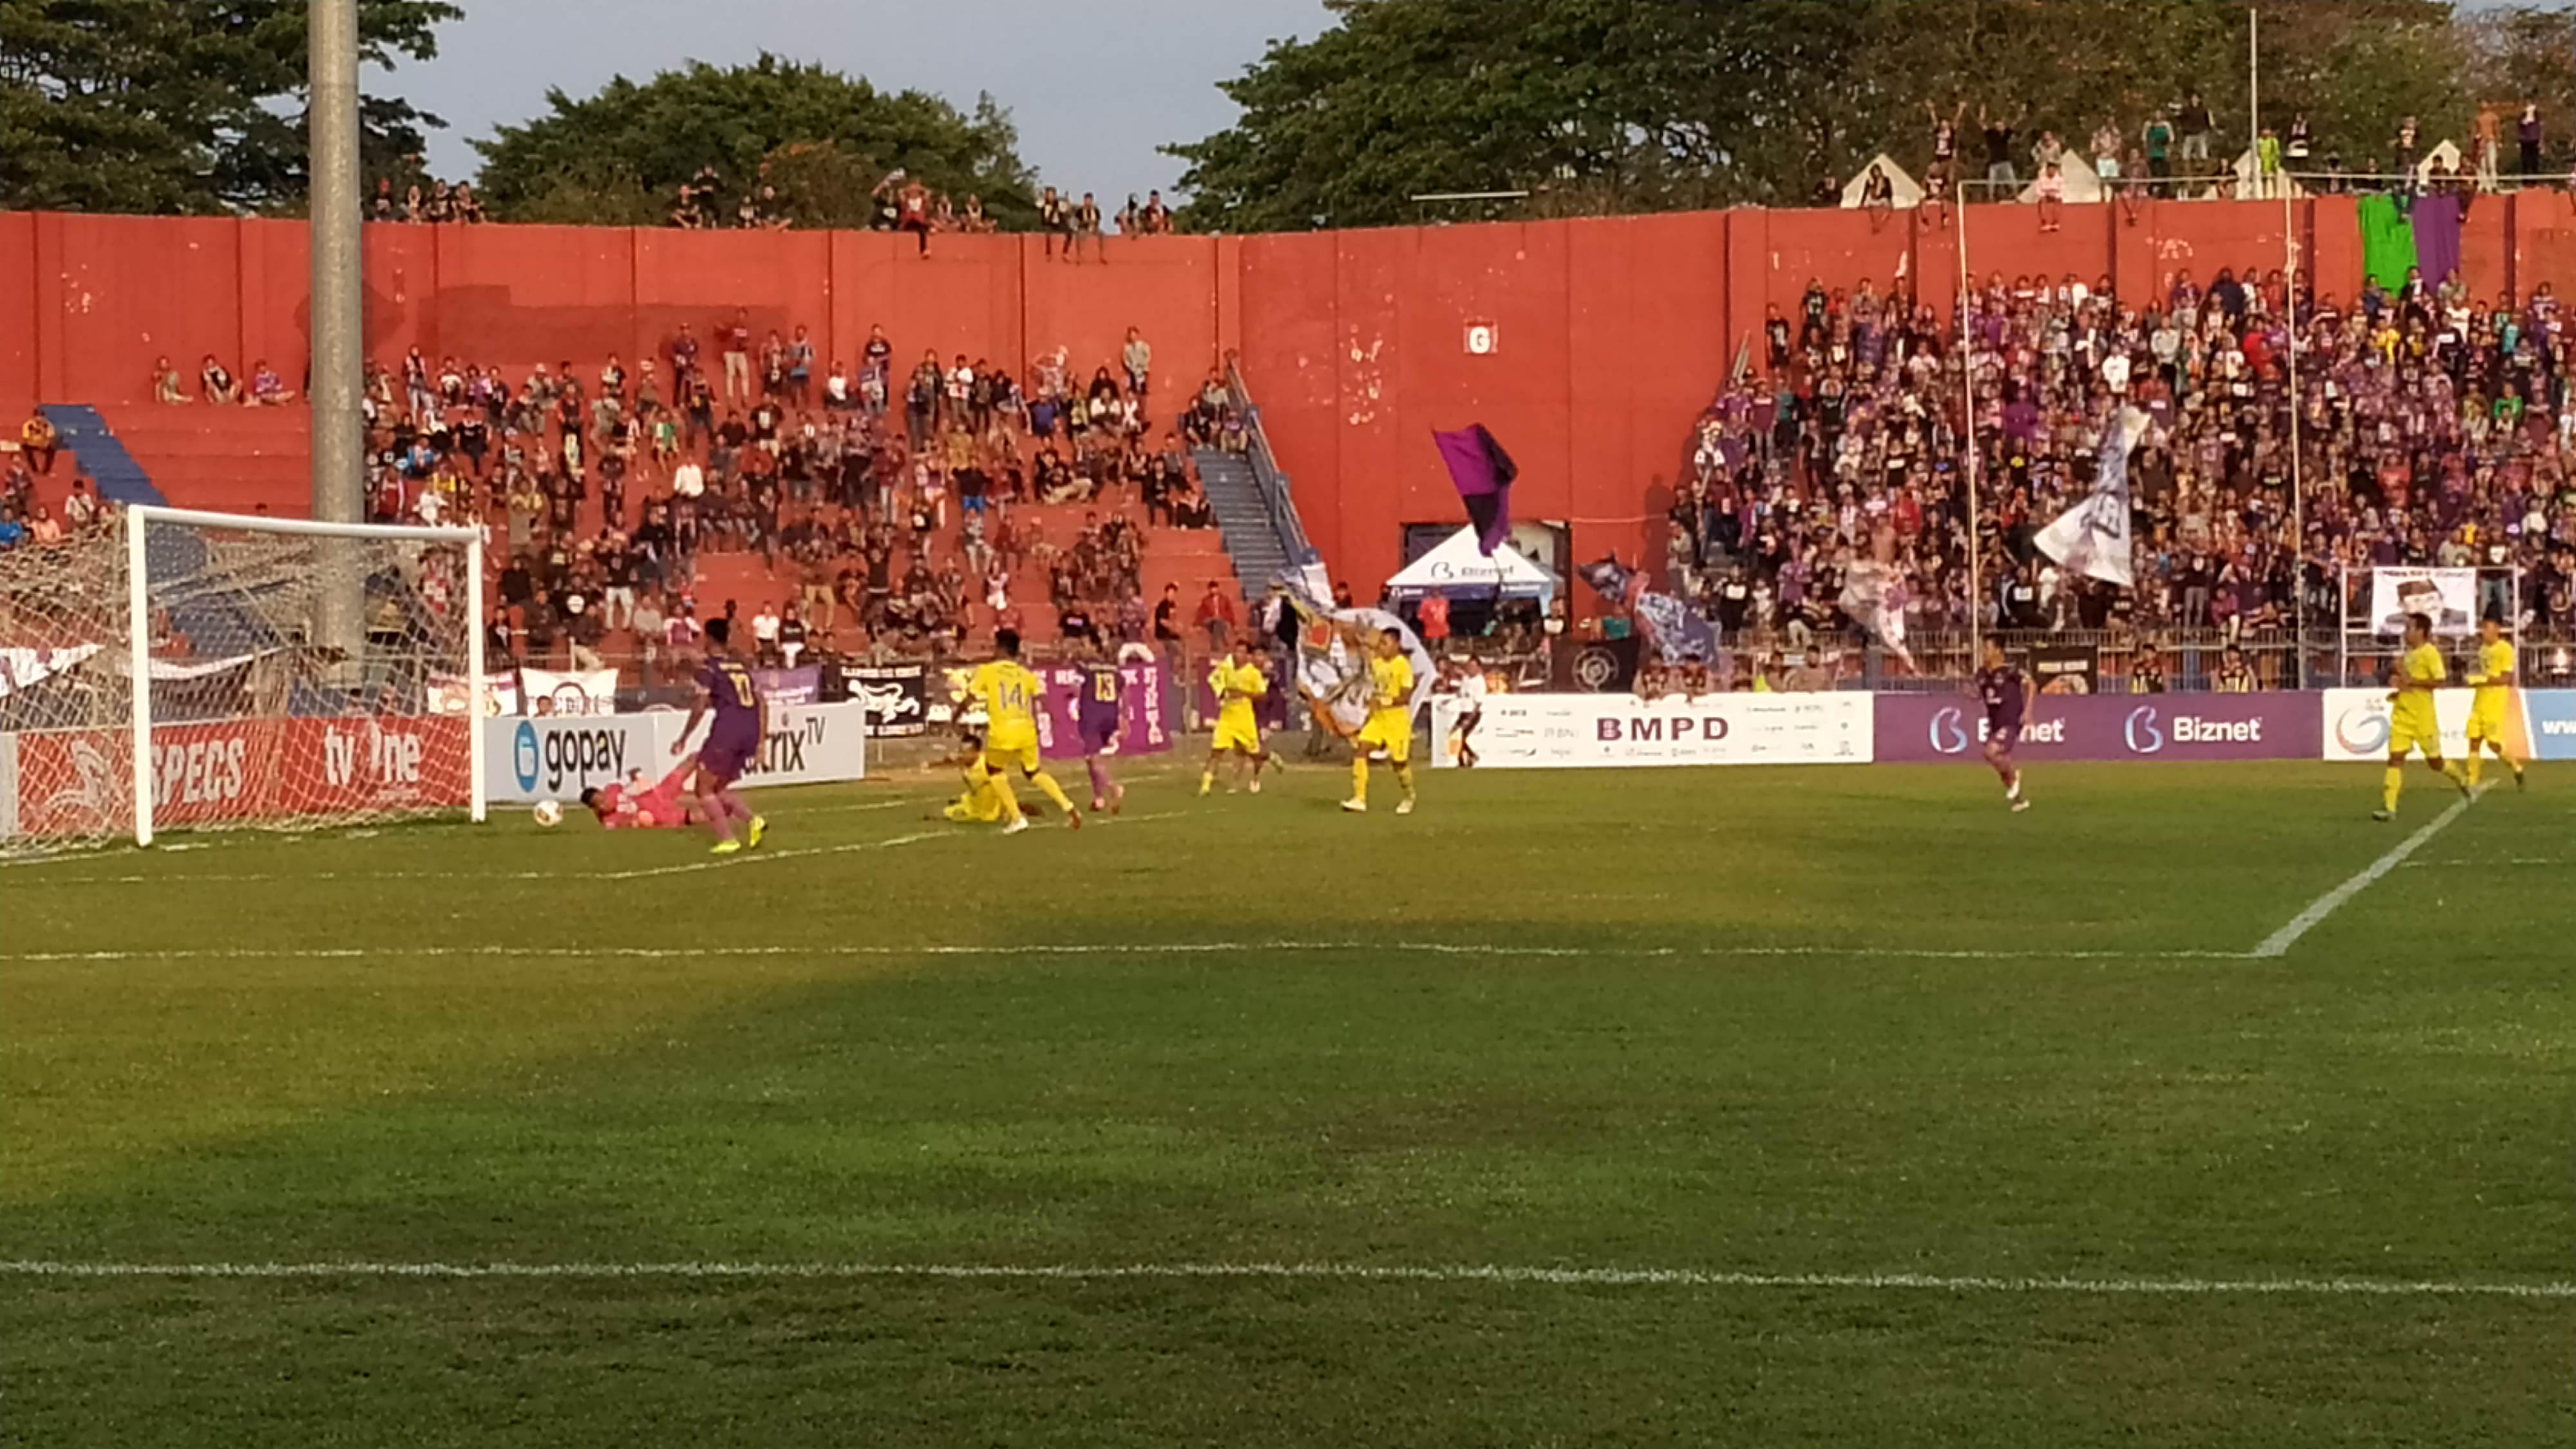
1077, 661, 1122, 750
698, 656, 763, 780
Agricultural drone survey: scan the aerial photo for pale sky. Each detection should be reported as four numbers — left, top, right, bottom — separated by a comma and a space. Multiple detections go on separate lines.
388, 0, 1334, 201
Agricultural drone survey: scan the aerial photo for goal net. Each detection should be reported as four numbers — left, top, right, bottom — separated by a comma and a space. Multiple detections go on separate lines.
0, 505, 485, 849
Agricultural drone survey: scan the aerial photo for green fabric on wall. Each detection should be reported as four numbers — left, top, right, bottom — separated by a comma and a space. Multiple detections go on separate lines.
2358, 194, 2418, 293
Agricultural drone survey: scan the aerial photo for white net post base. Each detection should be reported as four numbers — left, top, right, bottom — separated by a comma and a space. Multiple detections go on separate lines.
0, 506, 485, 849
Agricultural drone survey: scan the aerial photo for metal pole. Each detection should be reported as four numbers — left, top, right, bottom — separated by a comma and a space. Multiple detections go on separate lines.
2336, 564, 2348, 685
126, 507, 156, 848
1958, 194, 1982, 663
2248, 8, 2261, 199
2284, 180, 2304, 687
310, 0, 366, 670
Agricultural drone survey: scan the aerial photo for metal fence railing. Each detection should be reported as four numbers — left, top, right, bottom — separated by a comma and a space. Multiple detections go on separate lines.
1222, 354, 1322, 571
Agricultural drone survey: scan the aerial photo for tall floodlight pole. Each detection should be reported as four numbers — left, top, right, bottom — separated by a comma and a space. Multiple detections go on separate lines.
310, 0, 365, 665
1958, 196, 1982, 665
2248, 8, 2261, 197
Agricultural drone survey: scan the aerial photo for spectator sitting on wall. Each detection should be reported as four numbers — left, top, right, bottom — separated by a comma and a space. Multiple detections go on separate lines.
152, 355, 190, 404
201, 355, 242, 405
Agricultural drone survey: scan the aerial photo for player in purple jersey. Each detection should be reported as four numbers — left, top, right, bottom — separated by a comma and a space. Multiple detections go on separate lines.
674, 616, 768, 853
1973, 638, 2031, 813
1075, 639, 1127, 815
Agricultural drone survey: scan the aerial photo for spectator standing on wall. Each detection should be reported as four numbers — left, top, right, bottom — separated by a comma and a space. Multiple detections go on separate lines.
2090, 124, 2124, 193
2143, 111, 2175, 194
2286, 113, 2312, 176
787, 325, 815, 407
19, 412, 58, 475
670, 323, 701, 395
1978, 104, 2022, 193
1926, 100, 1965, 187
2519, 102, 2544, 180
1075, 192, 1104, 263
2177, 93, 2213, 171
1039, 185, 1072, 260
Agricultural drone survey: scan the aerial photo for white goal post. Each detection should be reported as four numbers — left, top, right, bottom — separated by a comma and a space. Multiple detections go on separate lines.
0, 504, 484, 849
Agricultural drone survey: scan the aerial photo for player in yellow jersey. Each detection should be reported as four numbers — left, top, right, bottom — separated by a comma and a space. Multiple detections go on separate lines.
2376, 612, 2472, 820
1344, 628, 1418, 815
1200, 640, 1281, 796
2463, 615, 2528, 791
966, 629, 1083, 834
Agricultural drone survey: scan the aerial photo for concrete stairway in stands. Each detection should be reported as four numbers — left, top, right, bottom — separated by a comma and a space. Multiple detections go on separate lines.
1191, 448, 1292, 597
95, 404, 310, 515
39, 405, 165, 507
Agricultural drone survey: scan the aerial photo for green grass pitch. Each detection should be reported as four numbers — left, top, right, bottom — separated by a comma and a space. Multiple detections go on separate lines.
3, 759, 2570, 1446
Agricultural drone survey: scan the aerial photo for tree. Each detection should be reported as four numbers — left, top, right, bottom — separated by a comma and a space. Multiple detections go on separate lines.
469, 55, 1041, 229
0, 0, 459, 215
1168, 0, 2498, 232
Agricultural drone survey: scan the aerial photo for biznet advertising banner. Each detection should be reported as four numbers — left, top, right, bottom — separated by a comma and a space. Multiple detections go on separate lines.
1428, 692, 1873, 769
1873, 694, 2320, 763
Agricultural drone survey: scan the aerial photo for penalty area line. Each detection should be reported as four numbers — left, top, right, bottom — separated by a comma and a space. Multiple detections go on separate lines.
2251, 786, 2489, 959
0, 1258, 2565, 1300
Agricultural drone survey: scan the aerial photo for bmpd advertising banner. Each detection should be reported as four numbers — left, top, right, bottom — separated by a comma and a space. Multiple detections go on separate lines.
1875, 693, 2319, 763
1426, 692, 1872, 769
2320, 687, 2576, 762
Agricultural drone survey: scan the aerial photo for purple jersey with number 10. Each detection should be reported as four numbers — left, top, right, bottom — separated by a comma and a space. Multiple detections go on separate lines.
1077, 661, 1122, 750
698, 656, 762, 780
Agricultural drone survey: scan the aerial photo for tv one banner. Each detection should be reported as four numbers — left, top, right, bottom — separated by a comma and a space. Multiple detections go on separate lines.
1426, 692, 1873, 768
1873, 694, 2319, 763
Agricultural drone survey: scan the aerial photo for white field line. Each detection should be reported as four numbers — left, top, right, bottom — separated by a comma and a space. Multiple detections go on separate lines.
2251, 786, 2489, 959
1, 1258, 2565, 1300
599, 810, 1188, 880
2403, 857, 2570, 869
15, 800, 1148, 887
0, 940, 2252, 966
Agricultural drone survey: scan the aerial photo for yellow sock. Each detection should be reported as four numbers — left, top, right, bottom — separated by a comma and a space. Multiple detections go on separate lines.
1027, 769, 1079, 817
1394, 762, 1416, 800
1199, 768, 1215, 794
2466, 752, 2484, 787
2382, 765, 2401, 813
980, 761, 1025, 824
1350, 757, 1368, 802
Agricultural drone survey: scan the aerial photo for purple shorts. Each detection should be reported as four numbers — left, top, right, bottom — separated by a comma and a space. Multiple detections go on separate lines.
1079, 719, 1119, 753
700, 723, 759, 783
1985, 724, 2021, 754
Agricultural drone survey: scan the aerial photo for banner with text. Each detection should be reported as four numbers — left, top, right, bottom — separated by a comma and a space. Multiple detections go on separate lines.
1034, 661, 1171, 759
2366, 568, 2480, 638
14, 715, 471, 837
2316, 687, 2576, 762
1427, 692, 1871, 769
1875, 693, 2320, 763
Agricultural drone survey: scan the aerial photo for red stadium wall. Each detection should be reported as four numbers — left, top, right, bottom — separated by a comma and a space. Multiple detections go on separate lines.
6, 193, 2573, 594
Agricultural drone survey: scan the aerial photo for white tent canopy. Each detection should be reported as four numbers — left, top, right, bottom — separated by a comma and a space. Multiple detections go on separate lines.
2414, 138, 2465, 185
1841, 154, 1924, 210
2017, 152, 2107, 205
1386, 527, 1557, 603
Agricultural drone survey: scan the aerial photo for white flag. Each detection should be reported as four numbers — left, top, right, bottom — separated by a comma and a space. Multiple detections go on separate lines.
2036, 407, 2145, 589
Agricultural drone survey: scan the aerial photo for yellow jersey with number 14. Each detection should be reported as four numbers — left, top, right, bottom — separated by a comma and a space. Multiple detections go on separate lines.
970, 660, 1043, 748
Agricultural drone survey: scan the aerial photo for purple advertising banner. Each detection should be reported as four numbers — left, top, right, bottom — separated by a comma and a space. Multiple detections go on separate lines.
752, 666, 822, 708
1873, 692, 2321, 764
1034, 661, 1171, 759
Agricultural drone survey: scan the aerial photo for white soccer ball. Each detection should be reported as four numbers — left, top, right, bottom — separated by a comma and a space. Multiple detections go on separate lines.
531, 800, 564, 828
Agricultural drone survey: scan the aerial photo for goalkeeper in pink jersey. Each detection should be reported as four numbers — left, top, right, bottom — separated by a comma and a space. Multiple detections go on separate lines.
580, 759, 704, 830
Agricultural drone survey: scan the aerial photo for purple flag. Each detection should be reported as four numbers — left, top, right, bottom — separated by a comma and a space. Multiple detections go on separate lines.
2412, 193, 2463, 287
1433, 424, 1517, 554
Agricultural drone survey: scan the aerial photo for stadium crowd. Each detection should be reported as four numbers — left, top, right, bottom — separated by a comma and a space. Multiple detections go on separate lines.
211, 318, 1242, 672
1669, 269, 2576, 674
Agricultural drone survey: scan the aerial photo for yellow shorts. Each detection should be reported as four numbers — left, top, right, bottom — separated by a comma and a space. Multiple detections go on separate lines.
1355, 708, 1412, 764
1213, 715, 1262, 754
2467, 697, 2511, 743
2387, 706, 2441, 758
982, 737, 1039, 774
